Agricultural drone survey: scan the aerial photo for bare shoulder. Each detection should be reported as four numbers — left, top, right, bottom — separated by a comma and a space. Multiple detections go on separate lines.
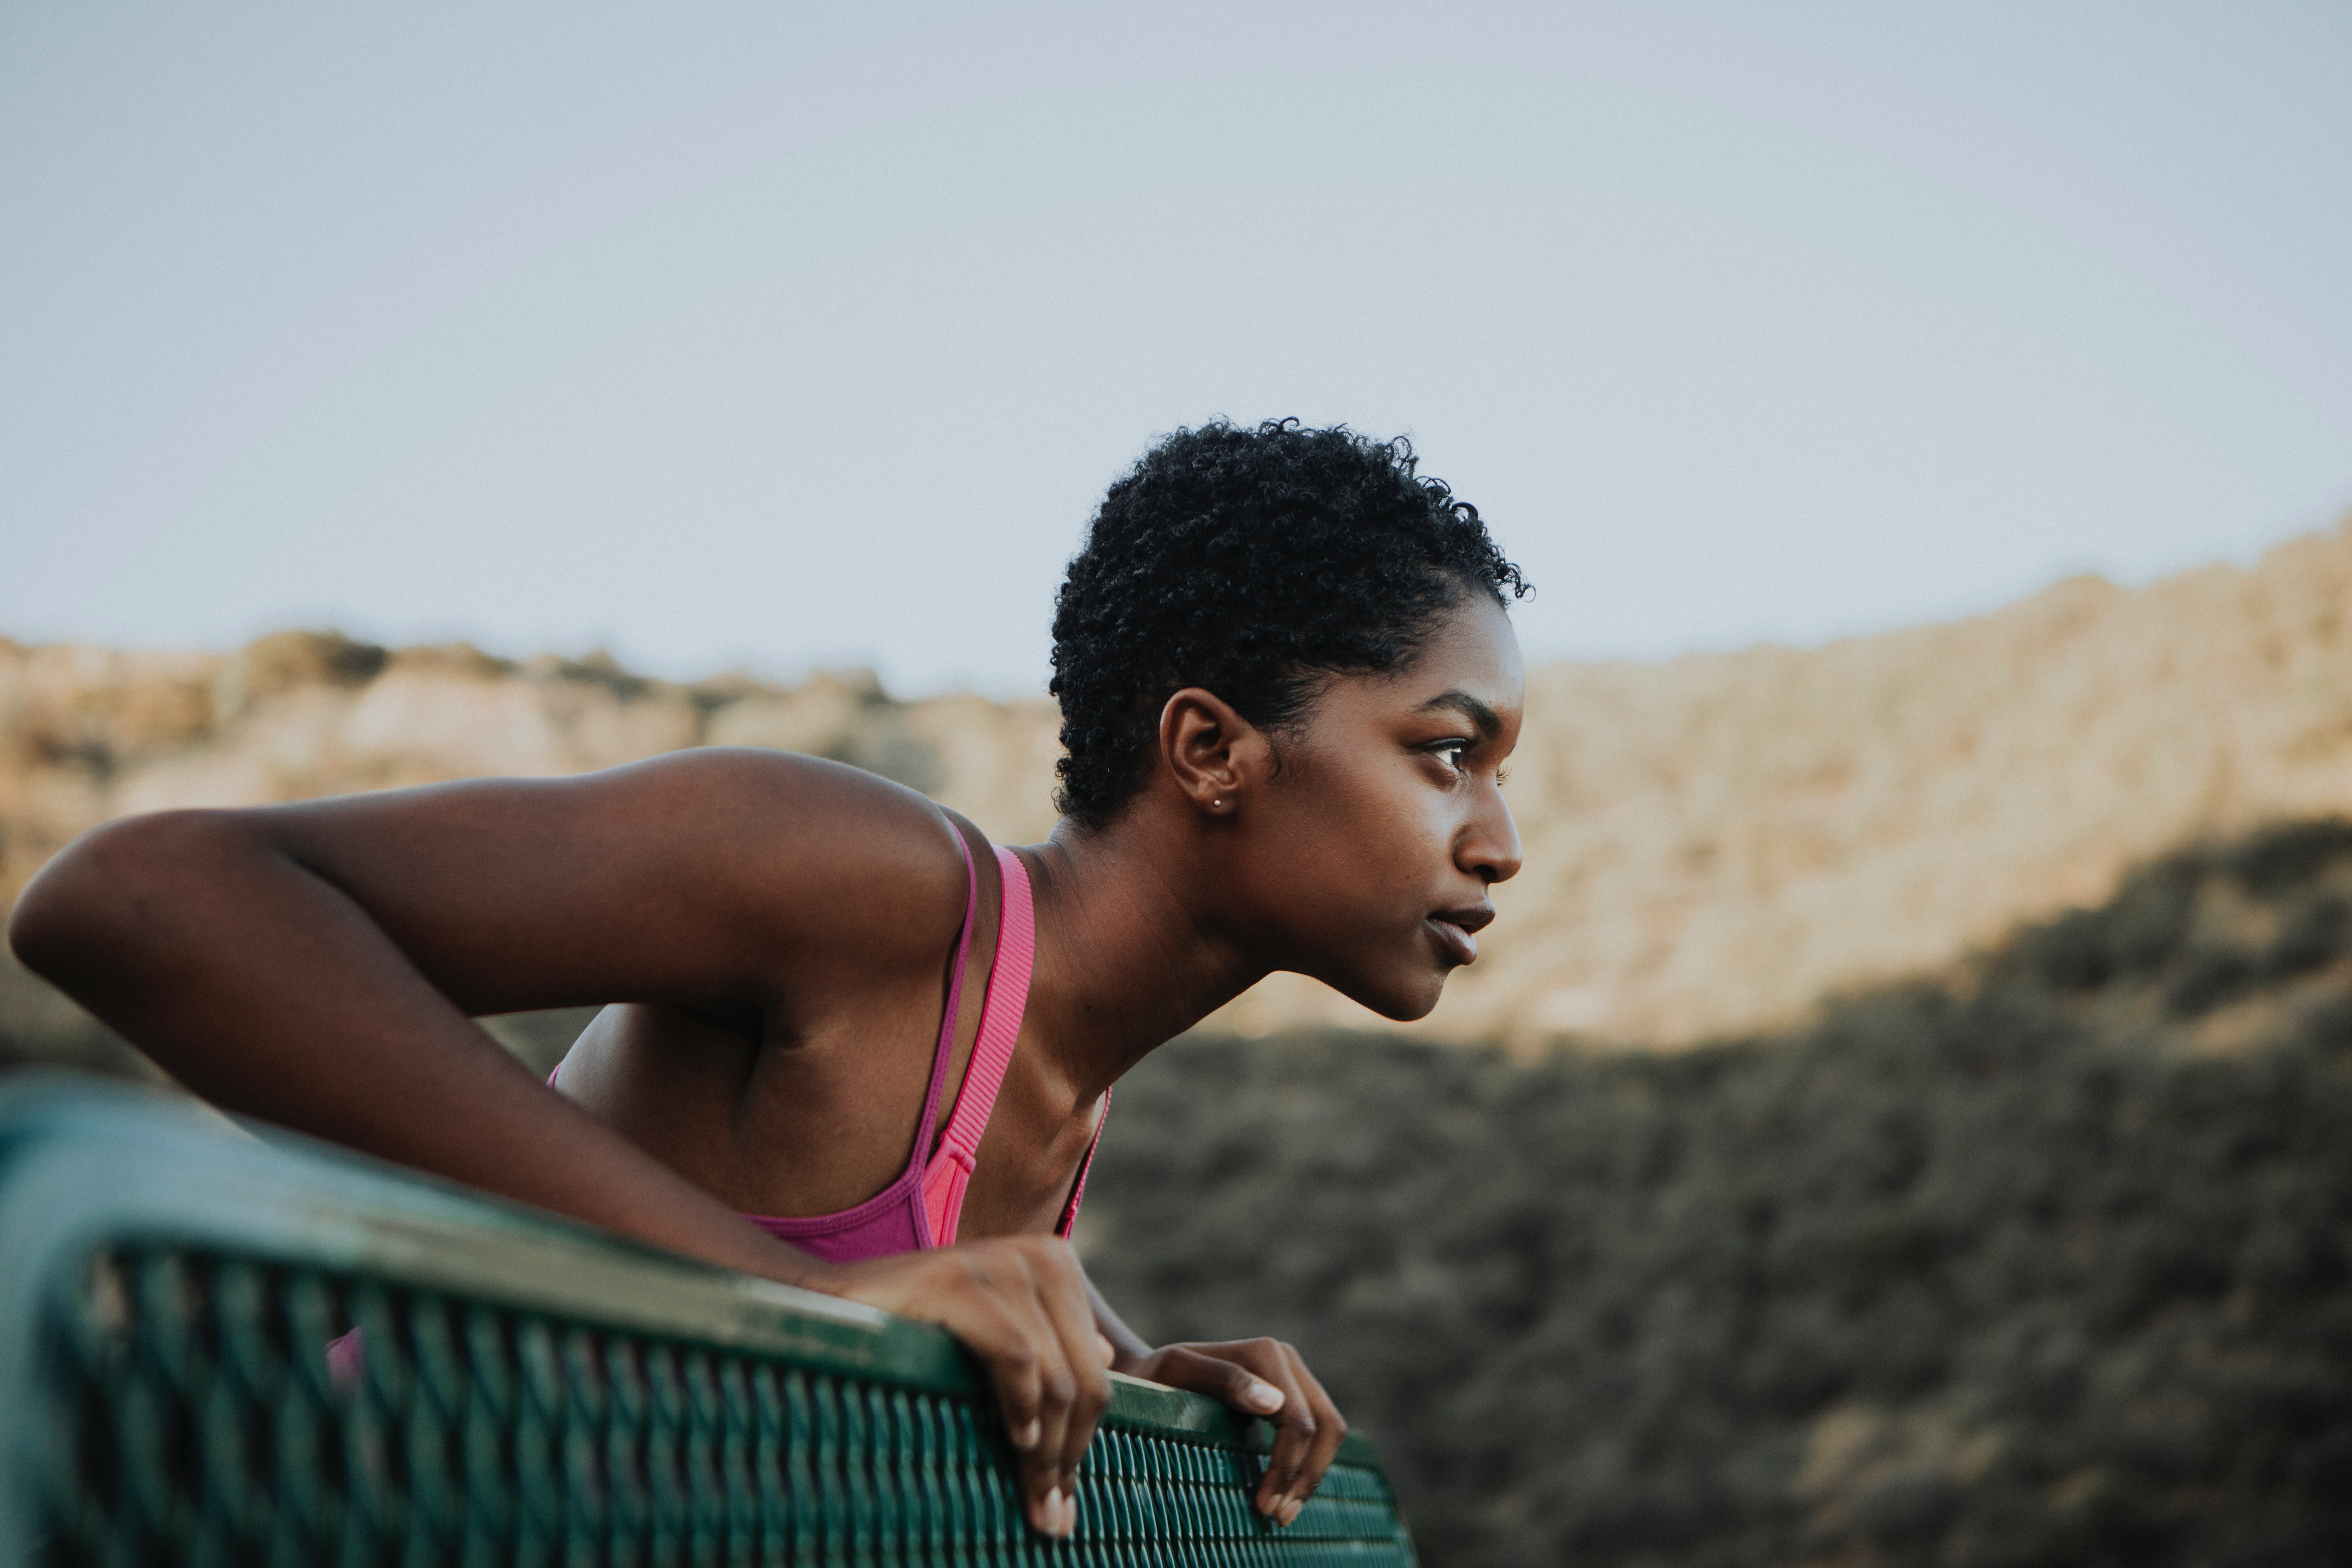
587, 747, 975, 974
11, 744, 982, 1021
244, 743, 980, 1001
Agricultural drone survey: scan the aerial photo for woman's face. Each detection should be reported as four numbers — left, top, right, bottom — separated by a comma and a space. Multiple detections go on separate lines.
1226, 592, 1525, 1019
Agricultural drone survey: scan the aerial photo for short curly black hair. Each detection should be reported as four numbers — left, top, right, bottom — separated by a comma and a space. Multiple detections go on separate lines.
1049, 419, 1529, 827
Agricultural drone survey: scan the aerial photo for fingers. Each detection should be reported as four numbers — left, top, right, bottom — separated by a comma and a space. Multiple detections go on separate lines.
1288, 1357, 1348, 1526
1030, 1242, 1113, 1528
912, 1252, 1069, 1534
976, 1241, 1099, 1538
1243, 1342, 1318, 1524
1144, 1345, 1287, 1419
819, 1239, 1106, 1539
808, 1250, 1358, 1540
1140, 1339, 1348, 1528
984, 1278, 1070, 1538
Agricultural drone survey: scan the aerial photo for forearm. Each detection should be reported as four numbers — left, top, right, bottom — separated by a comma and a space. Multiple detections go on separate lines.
9, 810, 825, 1289
1082, 1265, 1154, 1365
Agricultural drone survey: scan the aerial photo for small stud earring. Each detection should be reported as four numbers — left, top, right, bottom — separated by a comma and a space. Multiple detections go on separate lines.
1212, 798, 1224, 808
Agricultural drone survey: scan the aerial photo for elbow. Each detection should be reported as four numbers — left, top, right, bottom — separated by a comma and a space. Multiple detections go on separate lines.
7, 827, 109, 981
7, 810, 233, 989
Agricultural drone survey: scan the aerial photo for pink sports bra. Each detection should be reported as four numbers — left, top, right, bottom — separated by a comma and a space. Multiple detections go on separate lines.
548, 836, 1104, 1264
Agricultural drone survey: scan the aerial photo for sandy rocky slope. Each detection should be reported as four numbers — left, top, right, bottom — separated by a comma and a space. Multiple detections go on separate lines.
7, 520, 2352, 1051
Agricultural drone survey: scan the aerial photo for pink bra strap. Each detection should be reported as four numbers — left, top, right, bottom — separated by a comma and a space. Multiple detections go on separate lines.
913, 828, 983, 1172
1057, 1087, 1109, 1236
938, 847, 1035, 1166
922, 846, 1035, 1245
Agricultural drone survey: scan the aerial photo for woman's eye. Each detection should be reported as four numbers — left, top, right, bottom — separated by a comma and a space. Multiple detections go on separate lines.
1435, 741, 1474, 772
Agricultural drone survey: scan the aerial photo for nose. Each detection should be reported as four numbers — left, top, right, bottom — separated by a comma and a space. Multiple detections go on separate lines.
1458, 785, 1524, 886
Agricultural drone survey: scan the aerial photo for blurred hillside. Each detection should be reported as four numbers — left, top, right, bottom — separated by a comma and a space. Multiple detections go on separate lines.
6, 577, 2350, 1565
6, 518, 2352, 1050
1087, 819, 2352, 1567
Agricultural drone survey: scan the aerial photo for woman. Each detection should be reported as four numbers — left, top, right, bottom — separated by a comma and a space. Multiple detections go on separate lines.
9, 419, 1528, 1538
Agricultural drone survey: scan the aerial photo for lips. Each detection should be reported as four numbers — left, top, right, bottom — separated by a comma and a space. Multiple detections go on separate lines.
1428, 903, 1495, 966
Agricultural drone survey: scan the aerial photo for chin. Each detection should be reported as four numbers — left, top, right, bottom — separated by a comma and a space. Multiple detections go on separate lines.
1336, 966, 1449, 1023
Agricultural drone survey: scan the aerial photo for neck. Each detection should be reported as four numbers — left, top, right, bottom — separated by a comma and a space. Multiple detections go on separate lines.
1015, 799, 1263, 1099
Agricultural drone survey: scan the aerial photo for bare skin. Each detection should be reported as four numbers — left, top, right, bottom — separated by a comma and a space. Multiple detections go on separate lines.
8, 593, 1524, 1536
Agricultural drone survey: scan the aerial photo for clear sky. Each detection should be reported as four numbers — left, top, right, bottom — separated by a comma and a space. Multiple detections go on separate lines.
5, 2, 2348, 696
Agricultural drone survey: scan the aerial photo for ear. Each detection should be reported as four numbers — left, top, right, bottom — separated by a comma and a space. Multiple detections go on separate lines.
1157, 688, 1265, 816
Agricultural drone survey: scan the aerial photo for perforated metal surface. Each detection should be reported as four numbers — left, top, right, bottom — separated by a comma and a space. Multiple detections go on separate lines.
0, 1080, 1417, 1567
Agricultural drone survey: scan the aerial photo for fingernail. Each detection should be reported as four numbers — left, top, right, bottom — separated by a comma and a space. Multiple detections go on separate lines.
1013, 1419, 1041, 1451
1038, 1486, 1064, 1534
1282, 1498, 1304, 1526
1244, 1379, 1283, 1414
1264, 1493, 1288, 1519
1061, 1490, 1079, 1535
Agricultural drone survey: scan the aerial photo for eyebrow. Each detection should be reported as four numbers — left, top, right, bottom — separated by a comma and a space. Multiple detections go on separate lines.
1415, 690, 1503, 739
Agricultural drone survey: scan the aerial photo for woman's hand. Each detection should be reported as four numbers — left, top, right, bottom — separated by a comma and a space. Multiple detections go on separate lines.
813, 1235, 1112, 1539
1118, 1339, 1347, 1527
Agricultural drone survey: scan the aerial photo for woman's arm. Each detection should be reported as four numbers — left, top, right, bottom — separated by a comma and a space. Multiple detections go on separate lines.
5, 749, 1106, 1538
1083, 1269, 1345, 1526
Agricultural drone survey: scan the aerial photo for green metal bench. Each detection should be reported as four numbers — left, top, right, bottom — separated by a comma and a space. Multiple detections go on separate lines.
0, 1076, 1419, 1566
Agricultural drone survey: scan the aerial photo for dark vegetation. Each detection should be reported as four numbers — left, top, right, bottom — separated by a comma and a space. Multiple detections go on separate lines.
6, 821, 2351, 1566
1083, 821, 2352, 1568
